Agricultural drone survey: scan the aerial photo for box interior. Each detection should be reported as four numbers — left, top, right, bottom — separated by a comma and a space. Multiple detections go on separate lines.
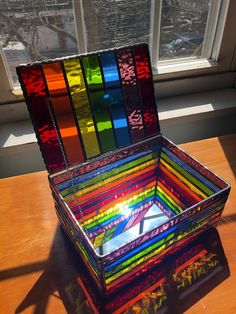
54, 137, 223, 256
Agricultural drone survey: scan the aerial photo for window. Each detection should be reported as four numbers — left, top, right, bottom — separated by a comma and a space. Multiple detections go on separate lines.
159, 0, 211, 60
0, 0, 78, 86
0, 0, 235, 103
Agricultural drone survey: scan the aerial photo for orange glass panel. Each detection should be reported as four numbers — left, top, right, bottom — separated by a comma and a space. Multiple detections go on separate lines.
42, 62, 84, 165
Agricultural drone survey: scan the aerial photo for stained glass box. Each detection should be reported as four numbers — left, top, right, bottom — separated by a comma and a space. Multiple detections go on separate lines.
16, 43, 230, 295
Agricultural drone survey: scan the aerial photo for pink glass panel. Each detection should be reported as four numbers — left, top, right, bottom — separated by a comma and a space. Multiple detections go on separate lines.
117, 48, 145, 143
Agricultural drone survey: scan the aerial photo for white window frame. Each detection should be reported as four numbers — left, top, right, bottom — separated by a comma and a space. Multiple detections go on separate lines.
0, 0, 235, 106
151, 0, 236, 79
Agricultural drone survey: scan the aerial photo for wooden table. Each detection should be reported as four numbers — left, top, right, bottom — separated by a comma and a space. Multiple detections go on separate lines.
1, 134, 236, 314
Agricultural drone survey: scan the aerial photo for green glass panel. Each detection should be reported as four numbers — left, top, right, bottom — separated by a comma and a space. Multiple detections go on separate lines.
82, 55, 116, 153
63, 59, 100, 159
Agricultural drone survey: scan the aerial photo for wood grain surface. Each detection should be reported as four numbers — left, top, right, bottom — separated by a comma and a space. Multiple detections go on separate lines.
0, 134, 236, 314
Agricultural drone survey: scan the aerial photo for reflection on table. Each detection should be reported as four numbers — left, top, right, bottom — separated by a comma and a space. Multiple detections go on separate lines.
61, 227, 229, 314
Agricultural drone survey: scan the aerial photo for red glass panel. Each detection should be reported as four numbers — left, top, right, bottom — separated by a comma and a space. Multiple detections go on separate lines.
18, 65, 65, 172
133, 44, 160, 136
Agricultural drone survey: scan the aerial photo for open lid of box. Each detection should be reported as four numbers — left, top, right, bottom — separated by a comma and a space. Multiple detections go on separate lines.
16, 43, 160, 174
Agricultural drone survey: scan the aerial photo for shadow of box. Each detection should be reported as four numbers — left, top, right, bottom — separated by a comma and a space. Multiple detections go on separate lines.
16, 43, 230, 295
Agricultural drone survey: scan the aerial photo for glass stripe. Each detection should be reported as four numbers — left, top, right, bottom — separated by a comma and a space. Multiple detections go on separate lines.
63, 157, 158, 203
56, 143, 161, 190
158, 172, 196, 206
157, 185, 183, 212
86, 192, 156, 234
66, 161, 158, 206
63, 58, 100, 159
161, 147, 219, 192
102, 225, 117, 243
133, 44, 160, 137
42, 62, 84, 165
117, 48, 145, 143
73, 170, 157, 219
100, 52, 131, 147
78, 171, 157, 213
105, 211, 219, 282
160, 152, 214, 196
157, 181, 185, 208
17, 65, 65, 172
159, 164, 202, 202
160, 159, 207, 199
81, 54, 116, 153
82, 186, 156, 230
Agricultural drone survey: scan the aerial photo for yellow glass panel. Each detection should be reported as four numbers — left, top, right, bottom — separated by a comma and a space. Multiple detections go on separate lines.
63, 59, 100, 158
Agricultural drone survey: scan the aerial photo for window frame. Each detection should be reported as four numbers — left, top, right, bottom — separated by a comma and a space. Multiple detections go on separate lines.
0, 0, 235, 105
154, 0, 236, 81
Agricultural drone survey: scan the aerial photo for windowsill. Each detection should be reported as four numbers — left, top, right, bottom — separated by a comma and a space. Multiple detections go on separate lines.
1, 87, 236, 150
158, 87, 236, 120
0, 120, 36, 148
155, 57, 216, 75
11, 88, 24, 97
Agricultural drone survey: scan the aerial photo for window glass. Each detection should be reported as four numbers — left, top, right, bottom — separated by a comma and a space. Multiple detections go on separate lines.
0, 0, 222, 87
0, 0, 78, 85
82, 0, 151, 51
159, 0, 210, 60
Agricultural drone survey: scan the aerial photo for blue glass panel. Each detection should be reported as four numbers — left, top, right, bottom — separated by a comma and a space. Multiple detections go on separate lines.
100, 52, 131, 147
